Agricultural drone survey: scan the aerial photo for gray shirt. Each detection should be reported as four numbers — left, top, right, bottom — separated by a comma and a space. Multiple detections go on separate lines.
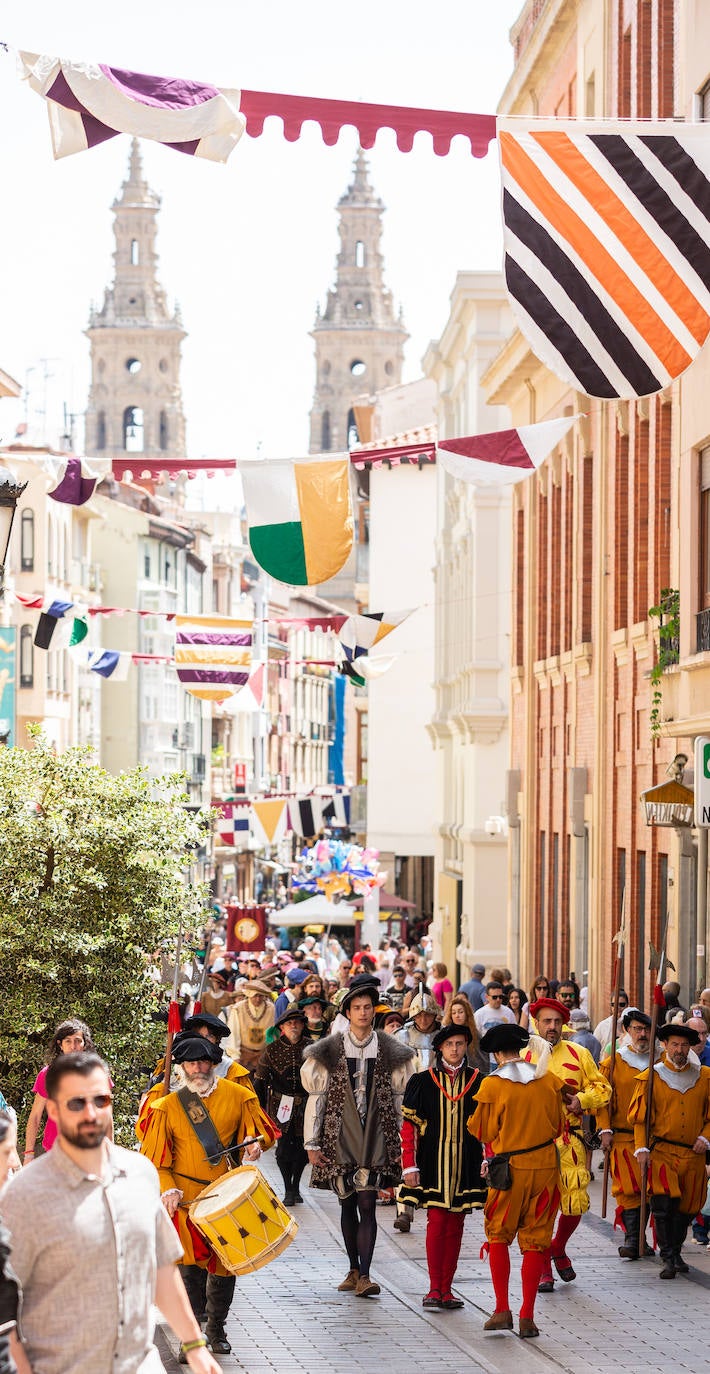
2, 1140, 183, 1374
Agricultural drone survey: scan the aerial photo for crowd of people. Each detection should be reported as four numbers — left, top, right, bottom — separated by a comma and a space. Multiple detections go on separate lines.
1, 929, 710, 1370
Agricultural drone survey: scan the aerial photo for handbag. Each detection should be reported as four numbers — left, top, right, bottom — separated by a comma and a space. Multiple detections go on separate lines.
486, 1136, 556, 1191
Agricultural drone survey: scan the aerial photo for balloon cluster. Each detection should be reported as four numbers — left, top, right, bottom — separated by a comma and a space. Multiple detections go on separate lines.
291, 839, 386, 901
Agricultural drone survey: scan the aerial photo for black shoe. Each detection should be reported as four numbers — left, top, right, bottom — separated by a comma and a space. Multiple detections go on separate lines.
439, 1294, 464, 1310
659, 1260, 676, 1279
393, 1214, 411, 1232
207, 1334, 232, 1354
293, 1191, 304, 1203
538, 1279, 554, 1293
422, 1291, 441, 1309
283, 1190, 296, 1206
674, 1253, 689, 1274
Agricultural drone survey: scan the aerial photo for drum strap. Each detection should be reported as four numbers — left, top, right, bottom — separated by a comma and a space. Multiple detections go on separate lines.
176, 1087, 229, 1166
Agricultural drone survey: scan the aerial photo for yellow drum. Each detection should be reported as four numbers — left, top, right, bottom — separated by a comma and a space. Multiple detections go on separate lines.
188, 1166, 298, 1276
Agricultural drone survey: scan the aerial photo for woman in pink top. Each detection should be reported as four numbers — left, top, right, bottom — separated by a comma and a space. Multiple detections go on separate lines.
23, 1018, 95, 1162
430, 962, 454, 1011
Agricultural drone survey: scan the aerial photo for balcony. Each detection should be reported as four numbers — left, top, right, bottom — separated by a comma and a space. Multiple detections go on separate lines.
191, 753, 206, 781
697, 608, 710, 655
511, 0, 549, 63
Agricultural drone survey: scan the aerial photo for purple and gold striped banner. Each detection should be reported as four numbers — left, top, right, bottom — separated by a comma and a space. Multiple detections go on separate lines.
174, 613, 253, 703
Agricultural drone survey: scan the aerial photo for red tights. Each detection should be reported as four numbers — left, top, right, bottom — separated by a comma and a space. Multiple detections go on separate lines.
540, 1212, 582, 1280
488, 1243, 545, 1319
425, 1208, 465, 1296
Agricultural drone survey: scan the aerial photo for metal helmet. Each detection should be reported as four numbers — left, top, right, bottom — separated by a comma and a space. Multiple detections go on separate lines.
408, 992, 439, 1020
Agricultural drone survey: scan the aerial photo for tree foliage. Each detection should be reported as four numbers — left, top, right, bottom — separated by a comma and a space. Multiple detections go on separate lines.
0, 730, 208, 1142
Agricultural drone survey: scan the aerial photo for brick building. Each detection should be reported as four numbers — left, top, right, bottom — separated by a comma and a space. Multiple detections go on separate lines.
487, 0, 692, 1014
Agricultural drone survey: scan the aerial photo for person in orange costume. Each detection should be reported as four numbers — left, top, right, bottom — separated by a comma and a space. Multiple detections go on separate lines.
136, 1012, 251, 1143
598, 1007, 657, 1260
525, 997, 611, 1291
467, 1023, 565, 1340
141, 1036, 275, 1357
629, 1022, 710, 1279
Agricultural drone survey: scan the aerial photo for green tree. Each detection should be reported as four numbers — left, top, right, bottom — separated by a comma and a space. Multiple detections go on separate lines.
0, 730, 208, 1142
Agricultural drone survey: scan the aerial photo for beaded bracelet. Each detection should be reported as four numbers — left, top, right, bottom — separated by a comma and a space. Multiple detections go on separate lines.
180, 1337, 207, 1354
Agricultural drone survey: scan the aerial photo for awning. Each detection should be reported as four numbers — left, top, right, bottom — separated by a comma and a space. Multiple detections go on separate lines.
350, 890, 415, 910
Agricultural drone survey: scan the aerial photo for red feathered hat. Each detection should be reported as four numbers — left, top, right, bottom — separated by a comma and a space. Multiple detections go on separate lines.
529, 996, 571, 1024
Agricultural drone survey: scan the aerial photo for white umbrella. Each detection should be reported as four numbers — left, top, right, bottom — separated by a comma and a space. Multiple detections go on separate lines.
270, 894, 356, 927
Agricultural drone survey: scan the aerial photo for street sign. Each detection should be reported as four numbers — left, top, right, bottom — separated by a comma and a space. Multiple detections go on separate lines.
694, 736, 710, 827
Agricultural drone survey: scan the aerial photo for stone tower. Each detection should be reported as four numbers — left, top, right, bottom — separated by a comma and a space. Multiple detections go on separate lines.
309, 150, 408, 454
85, 139, 186, 458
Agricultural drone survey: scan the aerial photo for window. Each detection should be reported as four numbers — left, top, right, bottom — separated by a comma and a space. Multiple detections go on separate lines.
123, 406, 144, 452
321, 411, 331, 451
47, 515, 55, 576
346, 408, 359, 448
20, 625, 33, 688
355, 240, 366, 267
384, 360, 394, 376
159, 358, 169, 373
350, 359, 366, 377
700, 446, 710, 610
96, 411, 106, 450
130, 239, 139, 265
20, 509, 34, 571
354, 299, 363, 312
126, 358, 141, 374
159, 411, 169, 451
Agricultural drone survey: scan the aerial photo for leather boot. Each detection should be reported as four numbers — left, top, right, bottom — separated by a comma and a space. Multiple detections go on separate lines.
277, 1156, 294, 1205
205, 1274, 236, 1353
179, 1265, 207, 1322
672, 1211, 691, 1273
650, 1196, 676, 1278
618, 1208, 640, 1260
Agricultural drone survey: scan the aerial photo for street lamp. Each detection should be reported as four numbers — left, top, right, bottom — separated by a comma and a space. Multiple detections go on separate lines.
0, 468, 28, 598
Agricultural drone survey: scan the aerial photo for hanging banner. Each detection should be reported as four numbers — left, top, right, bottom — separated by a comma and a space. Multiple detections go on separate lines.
438, 415, 579, 484
241, 456, 353, 587
175, 613, 253, 703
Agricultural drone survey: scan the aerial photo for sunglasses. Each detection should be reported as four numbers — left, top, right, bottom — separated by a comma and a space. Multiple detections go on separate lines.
489, 993, 503, 1000
63, 1094, 113, 1112
535, 985, 549, 991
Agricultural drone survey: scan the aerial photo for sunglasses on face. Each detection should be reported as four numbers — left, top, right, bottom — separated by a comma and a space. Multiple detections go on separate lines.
62, 1094, 113, 1112
535, 984, 549, 990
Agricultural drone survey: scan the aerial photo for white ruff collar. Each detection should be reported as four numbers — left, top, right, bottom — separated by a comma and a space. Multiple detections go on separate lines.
619, 1045, 651, 1072
654, 1055, 701, 1092
494, 1060, 537, 1084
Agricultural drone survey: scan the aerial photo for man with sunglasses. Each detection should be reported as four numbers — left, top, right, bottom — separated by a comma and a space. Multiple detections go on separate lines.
3, 1051, 222, 1374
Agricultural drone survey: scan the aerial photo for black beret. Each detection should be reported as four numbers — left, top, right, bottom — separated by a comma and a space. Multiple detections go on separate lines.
341, 976, 380, 1013
658, 1022, 700, 1046
479, 1023, 530, 1054
183, 1013, 231, 1041
432, 1023, 472, 1051
275, 1005, 307, 1029
172, 1036, 223, 1065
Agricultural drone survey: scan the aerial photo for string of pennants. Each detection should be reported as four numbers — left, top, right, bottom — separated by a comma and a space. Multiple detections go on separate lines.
13, 48, 710, 402
216, 791, 351, 848
13, 592, 414, 698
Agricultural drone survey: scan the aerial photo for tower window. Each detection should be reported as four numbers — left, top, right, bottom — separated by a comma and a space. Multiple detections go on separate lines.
159, 411, 169, 451
347, 408, 359, 447
321, 411, 331, 451
123, 406, 144, 452
96, 411, 106, 450
322, 361, 331, 377
126, 358, 141, 374
130, 239, 140, 265
97, 358, 105, 375
159, 358, 169, 373
350, 360, 367, 377
20, 625, 34, 689
354, 300, 363, 312
20, 510, 35, 572
355, 241, 366, 267
384, 360, 394, 376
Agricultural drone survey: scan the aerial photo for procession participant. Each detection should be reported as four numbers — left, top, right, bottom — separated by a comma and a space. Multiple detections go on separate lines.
23, 1019, 97, 1163
136, 1013, 251, 1142
224, 980, 275, 1072
598, 1007, 656, 1260
253, 1006, 309, 1205
527, 996, 611, 1291
630, 1023, 710, 1279
375, 1007, 406, 1034
141, 1036, 274, 1356
299, 995, 330, 1043
201, 969, 238, 1019
399, 1024, 485, 1310
467, 1024, 564, 1339
301, 974, 415, 1297
393, 992, 441, 1232
273, 967, 309, 1019
442, 995, 489, 1076
5, 1053, 221, 1374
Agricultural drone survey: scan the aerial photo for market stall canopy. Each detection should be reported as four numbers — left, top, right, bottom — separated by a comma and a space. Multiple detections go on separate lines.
270, 895, 356, 927
350, 890, 415, 910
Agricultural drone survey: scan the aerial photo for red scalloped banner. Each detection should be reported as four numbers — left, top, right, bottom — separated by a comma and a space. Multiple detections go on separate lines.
239, 90, 497, 157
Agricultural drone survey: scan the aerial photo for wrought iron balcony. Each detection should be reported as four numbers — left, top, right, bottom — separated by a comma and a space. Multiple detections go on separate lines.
696, 607, 710, 654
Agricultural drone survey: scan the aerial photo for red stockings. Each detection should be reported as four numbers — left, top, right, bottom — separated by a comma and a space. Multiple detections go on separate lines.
488, 1241, 511, 1312
520, 1250, 544, 1319
425, 1208, 466, 1296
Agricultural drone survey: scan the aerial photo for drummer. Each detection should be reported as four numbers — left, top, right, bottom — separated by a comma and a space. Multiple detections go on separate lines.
135, 1012, 251, 1143
140, 1035, 276, 1359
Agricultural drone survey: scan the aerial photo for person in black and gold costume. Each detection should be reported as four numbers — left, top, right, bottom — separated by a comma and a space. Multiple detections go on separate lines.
253, 1005, 309, 1205
399, 1023, 486, 1310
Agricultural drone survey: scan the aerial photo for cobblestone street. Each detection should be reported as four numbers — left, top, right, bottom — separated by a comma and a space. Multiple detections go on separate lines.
159, 1155, 710, 1374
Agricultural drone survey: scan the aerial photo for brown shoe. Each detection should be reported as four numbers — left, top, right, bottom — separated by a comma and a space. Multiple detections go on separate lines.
483, 1310, 513, 1331
355, 1275, 381, 1297
519, 1318, 540, 1339
337, 1269, 359, 1291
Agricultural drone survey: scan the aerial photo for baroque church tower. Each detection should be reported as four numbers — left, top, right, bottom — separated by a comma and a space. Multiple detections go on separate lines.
85, 139, 186, 458
309, 150, 408, 453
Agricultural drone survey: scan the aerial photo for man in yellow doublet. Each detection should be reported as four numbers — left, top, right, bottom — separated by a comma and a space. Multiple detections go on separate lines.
140, 1035, 274, 1357
629, 1022, 710, 1279
598, 1007, 656, 1259
136, 1012, 251, 1143
526, 998, 611, 1291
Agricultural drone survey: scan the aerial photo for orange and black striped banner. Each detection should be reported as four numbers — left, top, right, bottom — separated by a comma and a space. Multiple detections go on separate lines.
498, 118, 710, 399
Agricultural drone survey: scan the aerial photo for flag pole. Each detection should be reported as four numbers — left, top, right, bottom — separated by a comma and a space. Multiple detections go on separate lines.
601, 887, 626, 1219
638, 913, 672, 1255
162, 923, 183, 1096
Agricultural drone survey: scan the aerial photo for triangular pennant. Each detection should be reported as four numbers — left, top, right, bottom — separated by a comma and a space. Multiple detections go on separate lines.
250, 798, 288, 846
438, 416, 578, 485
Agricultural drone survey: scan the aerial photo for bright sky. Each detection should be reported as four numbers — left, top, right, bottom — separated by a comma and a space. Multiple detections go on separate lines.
0, 1, 522, 459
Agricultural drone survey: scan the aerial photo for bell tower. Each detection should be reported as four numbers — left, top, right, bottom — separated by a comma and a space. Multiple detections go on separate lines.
85, 138, 186, 458
309, 150, 408, 454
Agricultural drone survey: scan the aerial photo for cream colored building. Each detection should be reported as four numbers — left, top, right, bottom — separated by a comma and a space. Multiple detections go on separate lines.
422, 275, 514, 981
